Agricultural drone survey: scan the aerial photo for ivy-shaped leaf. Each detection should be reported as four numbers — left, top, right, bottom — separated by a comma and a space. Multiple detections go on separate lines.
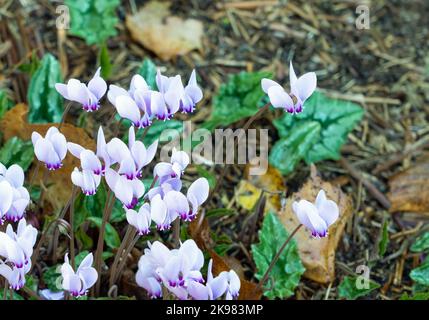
27, 53, 63, 123
138, 58, 158, 90
203, 71, 272, 131
270, 91, 364, 175
0, 137, 35, 171
410, 257, 429, 286
65, 0, 120, 45
251, 212, 305, 299
87, 217, 121, 249
337, 275, 380, 299
411, 232, 429, 253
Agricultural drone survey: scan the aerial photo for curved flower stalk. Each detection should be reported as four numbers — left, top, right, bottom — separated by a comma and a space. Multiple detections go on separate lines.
0, 164, 30, 222
135, 240, 240, 300
106, 127, 158, 180
68, 127, 112, 176
261, 61, 316, 114
105, 168, 145, 209
32, 127, 67, 170
0, 219, 37, 273
292, 189, 339, 238
61, 252, 98, 298
55, 67, 107, 112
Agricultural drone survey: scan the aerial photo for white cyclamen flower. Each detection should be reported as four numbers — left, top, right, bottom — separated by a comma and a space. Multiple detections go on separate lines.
261, 61, 316, 114
61, 252, 98, 297
55, 67, 107, 112
32, 127, 67, 170
292, 189, 339, 238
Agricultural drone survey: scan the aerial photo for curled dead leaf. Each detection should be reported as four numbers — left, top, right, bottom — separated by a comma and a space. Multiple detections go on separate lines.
0, 104, 96, 211
277, 165, 353, 284
387, 154, 429, 214
126, 1, 204, 61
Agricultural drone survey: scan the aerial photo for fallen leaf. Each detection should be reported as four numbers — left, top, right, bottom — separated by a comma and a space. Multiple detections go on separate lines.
277, 165, 353, 283
387, 155, 429, 214
125, 1, 204, 61
235, 163, 284, 212
0, 104, 95, 211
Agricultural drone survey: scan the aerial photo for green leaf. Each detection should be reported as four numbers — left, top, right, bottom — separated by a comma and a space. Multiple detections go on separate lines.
410, 260, 429, 286
411, 232, 429, 253
269, 121, 321, 175
99, 43, 112, 79
251, 212, 305, 299
87, 217, 121, 249
203, 71, 272, 131
27, 53, 63, 123
138, 119, 183, 146
378, 219, 389, 257
337, 275, 380, 299
17, 52, 40, 76
206, 208, 235, 218
43, 264, 62, 292
400, 291, 429, 300
65, 0, 120, 45
0, 90, 13, 119
0, 137, 35, 171
270, 91, 364, 175
138, 58, 157, 89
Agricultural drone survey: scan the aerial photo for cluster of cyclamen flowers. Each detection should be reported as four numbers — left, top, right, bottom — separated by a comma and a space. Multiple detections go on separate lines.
136, 240, 240, 300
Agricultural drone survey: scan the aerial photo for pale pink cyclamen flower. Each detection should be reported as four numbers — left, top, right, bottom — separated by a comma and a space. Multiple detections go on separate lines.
153, 148, 190, 182
105, 168, 145, 209
164, 177, 210, 222
157, 69, 203, 114
0, 219, 37, 269
0, 164, 30, 222
126, 203, 152, 235
32, 127, 67, 170
0, 261, 31, 290
106, 127, 158, 180
60, 252, 98, 297
108, 75, 153, 128
261, 61, 317, 114
292, 189, 339, 238
71, 168, 101, 196
55, 67, 107, 112
187, 259, 241, 300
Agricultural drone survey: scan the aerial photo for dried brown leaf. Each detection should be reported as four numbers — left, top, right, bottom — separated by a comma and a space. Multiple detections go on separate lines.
125, 1, 204, 61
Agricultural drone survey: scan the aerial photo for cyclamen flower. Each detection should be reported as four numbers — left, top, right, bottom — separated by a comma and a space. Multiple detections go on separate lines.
292, 189, 339, 238
0, 164, 30, 222
105, 168, 145, 209
108, 75, 153, 128
0, 219, 37, 269
187, 259, 240, 300
158, 70, 203, 114
150, 194, 173, 231
0, 180, 14, 222
68, 127, 112, 176
0, 261, 30, 290
107, 127, 158, 180
55, 67, 107, 112
32, 127, 67, 170
126, 203, 152, 235
60, 252, 98, 297
261, 61, 316, 114
71, 168, 101, 196
154, 148, 190, 182
164, 178, 209, 222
